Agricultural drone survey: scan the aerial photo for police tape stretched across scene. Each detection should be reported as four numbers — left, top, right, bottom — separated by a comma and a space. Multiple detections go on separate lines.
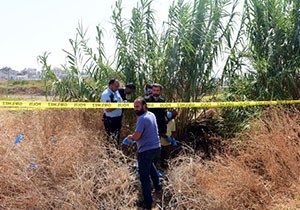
0, 99, 300, 110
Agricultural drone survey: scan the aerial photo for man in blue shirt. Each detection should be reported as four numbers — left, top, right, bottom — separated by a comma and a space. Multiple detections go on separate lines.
127, 96, 162, 210
101, 79, 123, 148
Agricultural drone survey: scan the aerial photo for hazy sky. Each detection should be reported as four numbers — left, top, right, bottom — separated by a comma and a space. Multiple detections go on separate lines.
0, 0, 173, 70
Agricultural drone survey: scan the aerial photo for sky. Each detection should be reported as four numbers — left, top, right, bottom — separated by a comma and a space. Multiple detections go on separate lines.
0, 0, 173, 71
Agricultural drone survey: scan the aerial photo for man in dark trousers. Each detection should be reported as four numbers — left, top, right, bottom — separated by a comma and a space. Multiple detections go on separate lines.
144, 83, 168, 140
127, 97, 162, 210
100, 79, 123, 148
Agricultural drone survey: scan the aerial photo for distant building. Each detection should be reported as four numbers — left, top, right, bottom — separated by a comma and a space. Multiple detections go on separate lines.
0, 66, 78, 80
52, 67, 68, 79
18, 68, 41, 80
0, 67, 18, 80
16, 74, 29, 80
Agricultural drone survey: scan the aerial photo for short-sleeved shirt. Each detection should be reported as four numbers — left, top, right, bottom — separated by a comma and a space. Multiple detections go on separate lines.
161, 119, 176, 146
100, 88, 123, 117
135, 111, 161, 153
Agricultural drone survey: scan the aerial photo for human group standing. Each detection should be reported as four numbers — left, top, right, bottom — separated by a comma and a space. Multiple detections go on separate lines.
100, 79, 177, 210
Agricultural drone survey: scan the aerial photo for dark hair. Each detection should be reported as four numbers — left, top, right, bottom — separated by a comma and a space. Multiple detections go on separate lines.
126, 83, 136, 90
152, 83, 162, 90
134, 96, 147, 106
108, 78, 118, 86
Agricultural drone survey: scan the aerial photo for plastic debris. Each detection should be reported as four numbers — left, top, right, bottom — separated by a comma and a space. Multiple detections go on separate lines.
15, 134, 24, 144
29, 156, 38, 170
50, 136, 57, 144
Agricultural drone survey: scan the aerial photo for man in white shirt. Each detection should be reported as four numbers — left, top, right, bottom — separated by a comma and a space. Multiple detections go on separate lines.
101, 79, 123, 148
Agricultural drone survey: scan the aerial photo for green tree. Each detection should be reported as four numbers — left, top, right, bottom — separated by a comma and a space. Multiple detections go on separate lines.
112, 0, 160, 95
38, 22, 119, 102
244, 0, 300, 100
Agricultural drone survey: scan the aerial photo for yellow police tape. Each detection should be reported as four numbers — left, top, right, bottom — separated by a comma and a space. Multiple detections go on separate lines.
0, 107, 47, 111
0, 99, 300, 110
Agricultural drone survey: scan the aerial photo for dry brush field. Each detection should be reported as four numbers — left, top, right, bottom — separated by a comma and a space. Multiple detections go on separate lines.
0, 108, 300, 210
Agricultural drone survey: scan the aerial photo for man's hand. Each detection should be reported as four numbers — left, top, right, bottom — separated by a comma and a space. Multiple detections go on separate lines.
127, 134, 133, 140
122, 137, 136, 145
166, 136, 173, 143
105, 108, 116, 112
171, 138, 177, 146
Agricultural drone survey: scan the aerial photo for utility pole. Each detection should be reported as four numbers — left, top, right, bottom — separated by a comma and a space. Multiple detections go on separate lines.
6, 68, 10, 97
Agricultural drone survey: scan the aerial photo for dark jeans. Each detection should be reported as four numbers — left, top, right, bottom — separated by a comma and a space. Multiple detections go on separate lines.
137, 148, 161, 208
103, 115, 122, 148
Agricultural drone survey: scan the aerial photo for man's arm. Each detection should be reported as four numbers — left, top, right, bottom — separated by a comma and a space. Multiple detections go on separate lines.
161, 133, 168, 138
101, 93, 116, 112
118, 88, 127, 101
127, 132, 142, 141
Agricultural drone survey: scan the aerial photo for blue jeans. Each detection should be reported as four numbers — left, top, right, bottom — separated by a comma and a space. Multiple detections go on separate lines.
137, 147, 161, 208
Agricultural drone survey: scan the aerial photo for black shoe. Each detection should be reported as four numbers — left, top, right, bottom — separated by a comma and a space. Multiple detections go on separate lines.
136, 200, 152, 210
155, 184, 162, 192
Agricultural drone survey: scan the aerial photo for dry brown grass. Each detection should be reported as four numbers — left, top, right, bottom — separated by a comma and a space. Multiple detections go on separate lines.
1, 107, 300, 210
165, 107, 300, 210
0, 109, 137, 209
